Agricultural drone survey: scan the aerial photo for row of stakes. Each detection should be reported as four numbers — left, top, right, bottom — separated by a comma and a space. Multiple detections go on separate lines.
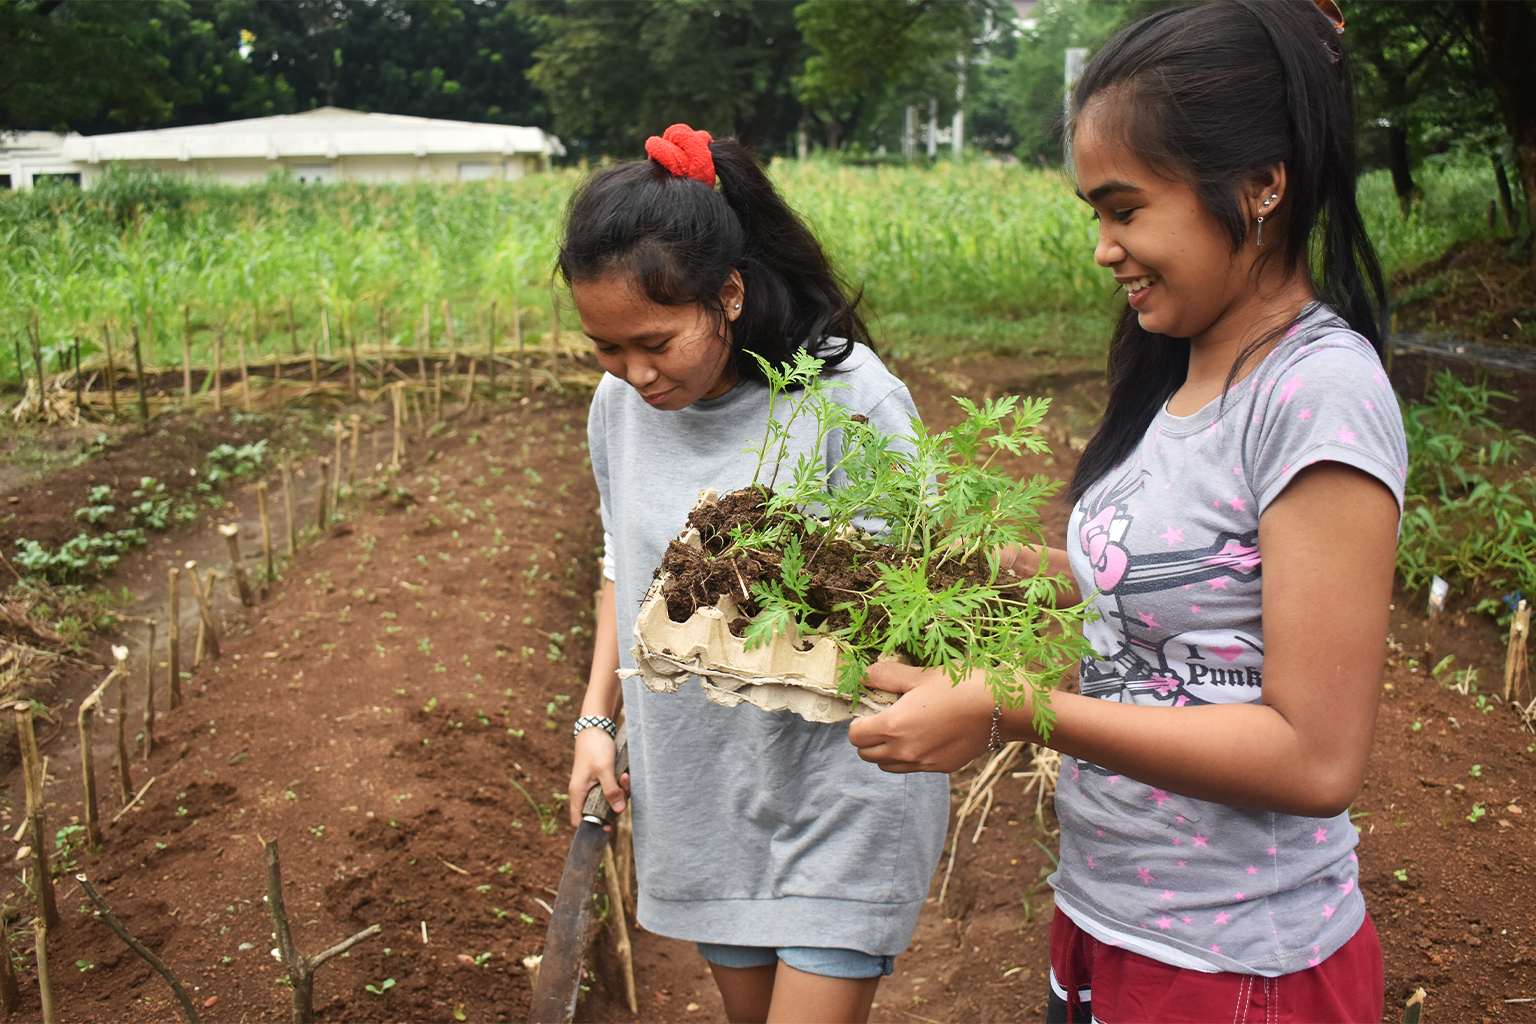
2, 411, 414, 1024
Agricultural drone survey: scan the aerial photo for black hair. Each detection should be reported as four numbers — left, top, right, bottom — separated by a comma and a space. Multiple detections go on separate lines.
556, 135, 868, 386
1065, 0, 1386, 504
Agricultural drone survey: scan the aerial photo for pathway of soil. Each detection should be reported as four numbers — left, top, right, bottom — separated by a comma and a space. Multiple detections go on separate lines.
0, 349, 1530, 1023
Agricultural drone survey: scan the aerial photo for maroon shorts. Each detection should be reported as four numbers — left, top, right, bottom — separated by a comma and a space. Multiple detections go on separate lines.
1047, 909, 1384, 1024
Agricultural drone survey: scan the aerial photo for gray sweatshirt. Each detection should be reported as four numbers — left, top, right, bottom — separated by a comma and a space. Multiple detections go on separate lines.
588, 343, 949, 954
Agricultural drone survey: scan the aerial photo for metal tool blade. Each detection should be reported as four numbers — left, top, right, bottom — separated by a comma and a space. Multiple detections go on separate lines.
527, 727, 628, 1024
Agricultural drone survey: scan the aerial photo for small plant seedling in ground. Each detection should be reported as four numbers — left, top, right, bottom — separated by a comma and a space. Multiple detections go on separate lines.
1467, 803, 1487, 823
1393, 869, 1409, 882
1469, 764, 1483, 778
365, 978, 395, 997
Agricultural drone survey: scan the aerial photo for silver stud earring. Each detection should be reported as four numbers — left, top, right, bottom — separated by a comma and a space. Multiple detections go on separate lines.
733, 303, 741, 310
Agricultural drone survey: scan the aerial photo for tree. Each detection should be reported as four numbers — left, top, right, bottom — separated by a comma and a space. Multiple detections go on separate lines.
158, 1, 547, 128
999, 0, 1127, 163
793, 0, 995, 153
522, 0, 807, 157
1468, 0, 1536, 239
0, 0, 181, 134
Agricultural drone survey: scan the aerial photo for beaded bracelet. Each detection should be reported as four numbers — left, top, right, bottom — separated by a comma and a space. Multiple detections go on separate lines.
988, 704, 1004, 752
572, 714, 618, 740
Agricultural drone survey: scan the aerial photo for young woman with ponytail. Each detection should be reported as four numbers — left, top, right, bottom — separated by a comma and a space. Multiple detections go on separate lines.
849, 3, 1406, 1020
561, 125, 948, 1024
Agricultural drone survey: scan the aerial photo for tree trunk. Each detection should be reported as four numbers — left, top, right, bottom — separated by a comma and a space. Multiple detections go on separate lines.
1476, 1, 1536, 248
1495, 156, 1517, 232
1388, 123, 1416, 214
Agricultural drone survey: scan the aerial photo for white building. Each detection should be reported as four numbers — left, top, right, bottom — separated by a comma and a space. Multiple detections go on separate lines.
3, 107, 565, 189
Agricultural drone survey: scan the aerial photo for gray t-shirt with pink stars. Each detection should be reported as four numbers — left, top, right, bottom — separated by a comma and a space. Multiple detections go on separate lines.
1048, 304, 1407, 977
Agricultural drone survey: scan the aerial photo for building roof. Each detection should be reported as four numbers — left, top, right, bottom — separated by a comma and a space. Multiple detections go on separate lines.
60, 107, 564, 163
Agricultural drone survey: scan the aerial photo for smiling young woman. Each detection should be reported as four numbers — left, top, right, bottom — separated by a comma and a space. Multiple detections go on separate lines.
847, 4, 1406, 1022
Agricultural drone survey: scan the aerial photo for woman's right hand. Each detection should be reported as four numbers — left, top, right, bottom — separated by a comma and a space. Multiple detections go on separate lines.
568, 727, 629, 828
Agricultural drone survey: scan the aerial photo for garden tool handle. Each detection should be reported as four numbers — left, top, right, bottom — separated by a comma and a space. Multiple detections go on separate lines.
580, 722, 628, 824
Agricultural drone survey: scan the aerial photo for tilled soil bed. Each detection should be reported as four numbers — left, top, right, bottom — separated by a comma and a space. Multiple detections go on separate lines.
0, 350, 1531, 1023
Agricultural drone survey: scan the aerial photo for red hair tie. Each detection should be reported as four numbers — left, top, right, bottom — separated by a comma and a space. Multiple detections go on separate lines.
645, 124, 715, 185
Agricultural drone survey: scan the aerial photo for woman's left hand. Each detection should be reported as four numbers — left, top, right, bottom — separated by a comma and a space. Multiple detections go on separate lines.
847, 661, 997, 773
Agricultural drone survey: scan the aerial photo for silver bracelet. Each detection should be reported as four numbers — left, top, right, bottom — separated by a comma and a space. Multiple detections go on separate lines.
572, 715, 617, 740
989, 703, 1004, 752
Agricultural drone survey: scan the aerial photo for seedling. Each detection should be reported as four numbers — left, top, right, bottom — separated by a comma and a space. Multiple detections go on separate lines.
1467, 803, 1487, 823
1393, 868, 1409, 882
364, 978, 395, 997
657, 350, 1090, 728
1469, 764, 1483, 778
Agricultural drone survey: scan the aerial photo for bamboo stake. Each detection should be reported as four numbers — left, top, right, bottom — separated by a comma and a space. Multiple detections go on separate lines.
212, 325, 224, 413
239, 320, 252, 410
461, 359, 477, 409
287, 296, 299, 355
257, 480, 274, 581
185, 560, 220, 661
116, 631, 133, 801
35, 899, 53, 1024
391, 386, 403, 469
11, 703, 58, 929
1506, 600, 1532, 703
422, 300, 432, 365
77, 875, 200, 1023
280, 458, 297, 556
79, 648, 129, 849
487, 300, 497, 399
130, 322, 149, 424
415, 312, 428, 383
0, 903, 19, 1017
103, 322, 119, 420
316, 457, 331, 531
309, 315, 320, 384
442, 299, 456, 365
411, 390, 424, 435
331, 420, 345, 505
433, 363, 442, 422
220, 524, 254, 607
72, 334, 82, 411
348, 415, 360, 487
517, 297, 529, 398
263, 838, 381, 1024
321, 307, 332, 358
165, 566, 180, 714
602, 843, 638, 1014
346, 313, 358, 399
182, 304, 193, 404
369, 426, 378, 479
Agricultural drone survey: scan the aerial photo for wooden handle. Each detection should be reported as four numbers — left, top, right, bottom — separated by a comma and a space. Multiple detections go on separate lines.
580, 722, 628, 822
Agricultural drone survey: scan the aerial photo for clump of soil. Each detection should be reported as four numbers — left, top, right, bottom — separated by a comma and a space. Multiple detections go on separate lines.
656, 486, 1026, 658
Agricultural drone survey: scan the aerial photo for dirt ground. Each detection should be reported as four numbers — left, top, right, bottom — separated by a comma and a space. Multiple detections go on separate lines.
0, 344, 1530, 1024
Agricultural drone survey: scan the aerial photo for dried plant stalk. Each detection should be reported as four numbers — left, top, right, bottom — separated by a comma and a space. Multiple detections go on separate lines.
257, 480, 274, 581
80, 650, 129, 848
281, 458, 297, 556
219, 525, 254, 607
165, 567, 180, 712
185, 560, 220, 661
11, 702, 58, 928
77, 874, 199, 1022
316, 457, 331, 531
263, 838, 381, 1024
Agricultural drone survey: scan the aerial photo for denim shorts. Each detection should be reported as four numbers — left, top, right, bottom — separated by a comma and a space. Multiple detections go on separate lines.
697, 942, 895, 980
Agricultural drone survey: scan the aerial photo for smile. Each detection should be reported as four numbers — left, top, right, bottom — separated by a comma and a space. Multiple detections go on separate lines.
1124, 276, 1156, 295
641, 388, 674, 405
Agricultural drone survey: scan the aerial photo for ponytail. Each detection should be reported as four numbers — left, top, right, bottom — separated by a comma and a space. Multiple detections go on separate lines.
557, 135, 867, 386
1065, 0, 1386, 505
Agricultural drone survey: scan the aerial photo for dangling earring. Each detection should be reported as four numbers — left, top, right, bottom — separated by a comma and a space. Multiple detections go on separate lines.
1256, 194, 1277, 248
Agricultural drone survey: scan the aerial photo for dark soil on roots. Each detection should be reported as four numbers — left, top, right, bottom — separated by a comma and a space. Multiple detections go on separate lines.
657, 485, 1029, 653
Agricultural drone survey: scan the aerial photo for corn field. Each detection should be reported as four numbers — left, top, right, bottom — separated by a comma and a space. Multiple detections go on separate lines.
0, 156, 1504, 414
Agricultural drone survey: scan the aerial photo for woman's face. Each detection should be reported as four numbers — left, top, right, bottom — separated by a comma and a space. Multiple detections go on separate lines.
1073, 113, 1259, 347
572, 271, 744, 411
